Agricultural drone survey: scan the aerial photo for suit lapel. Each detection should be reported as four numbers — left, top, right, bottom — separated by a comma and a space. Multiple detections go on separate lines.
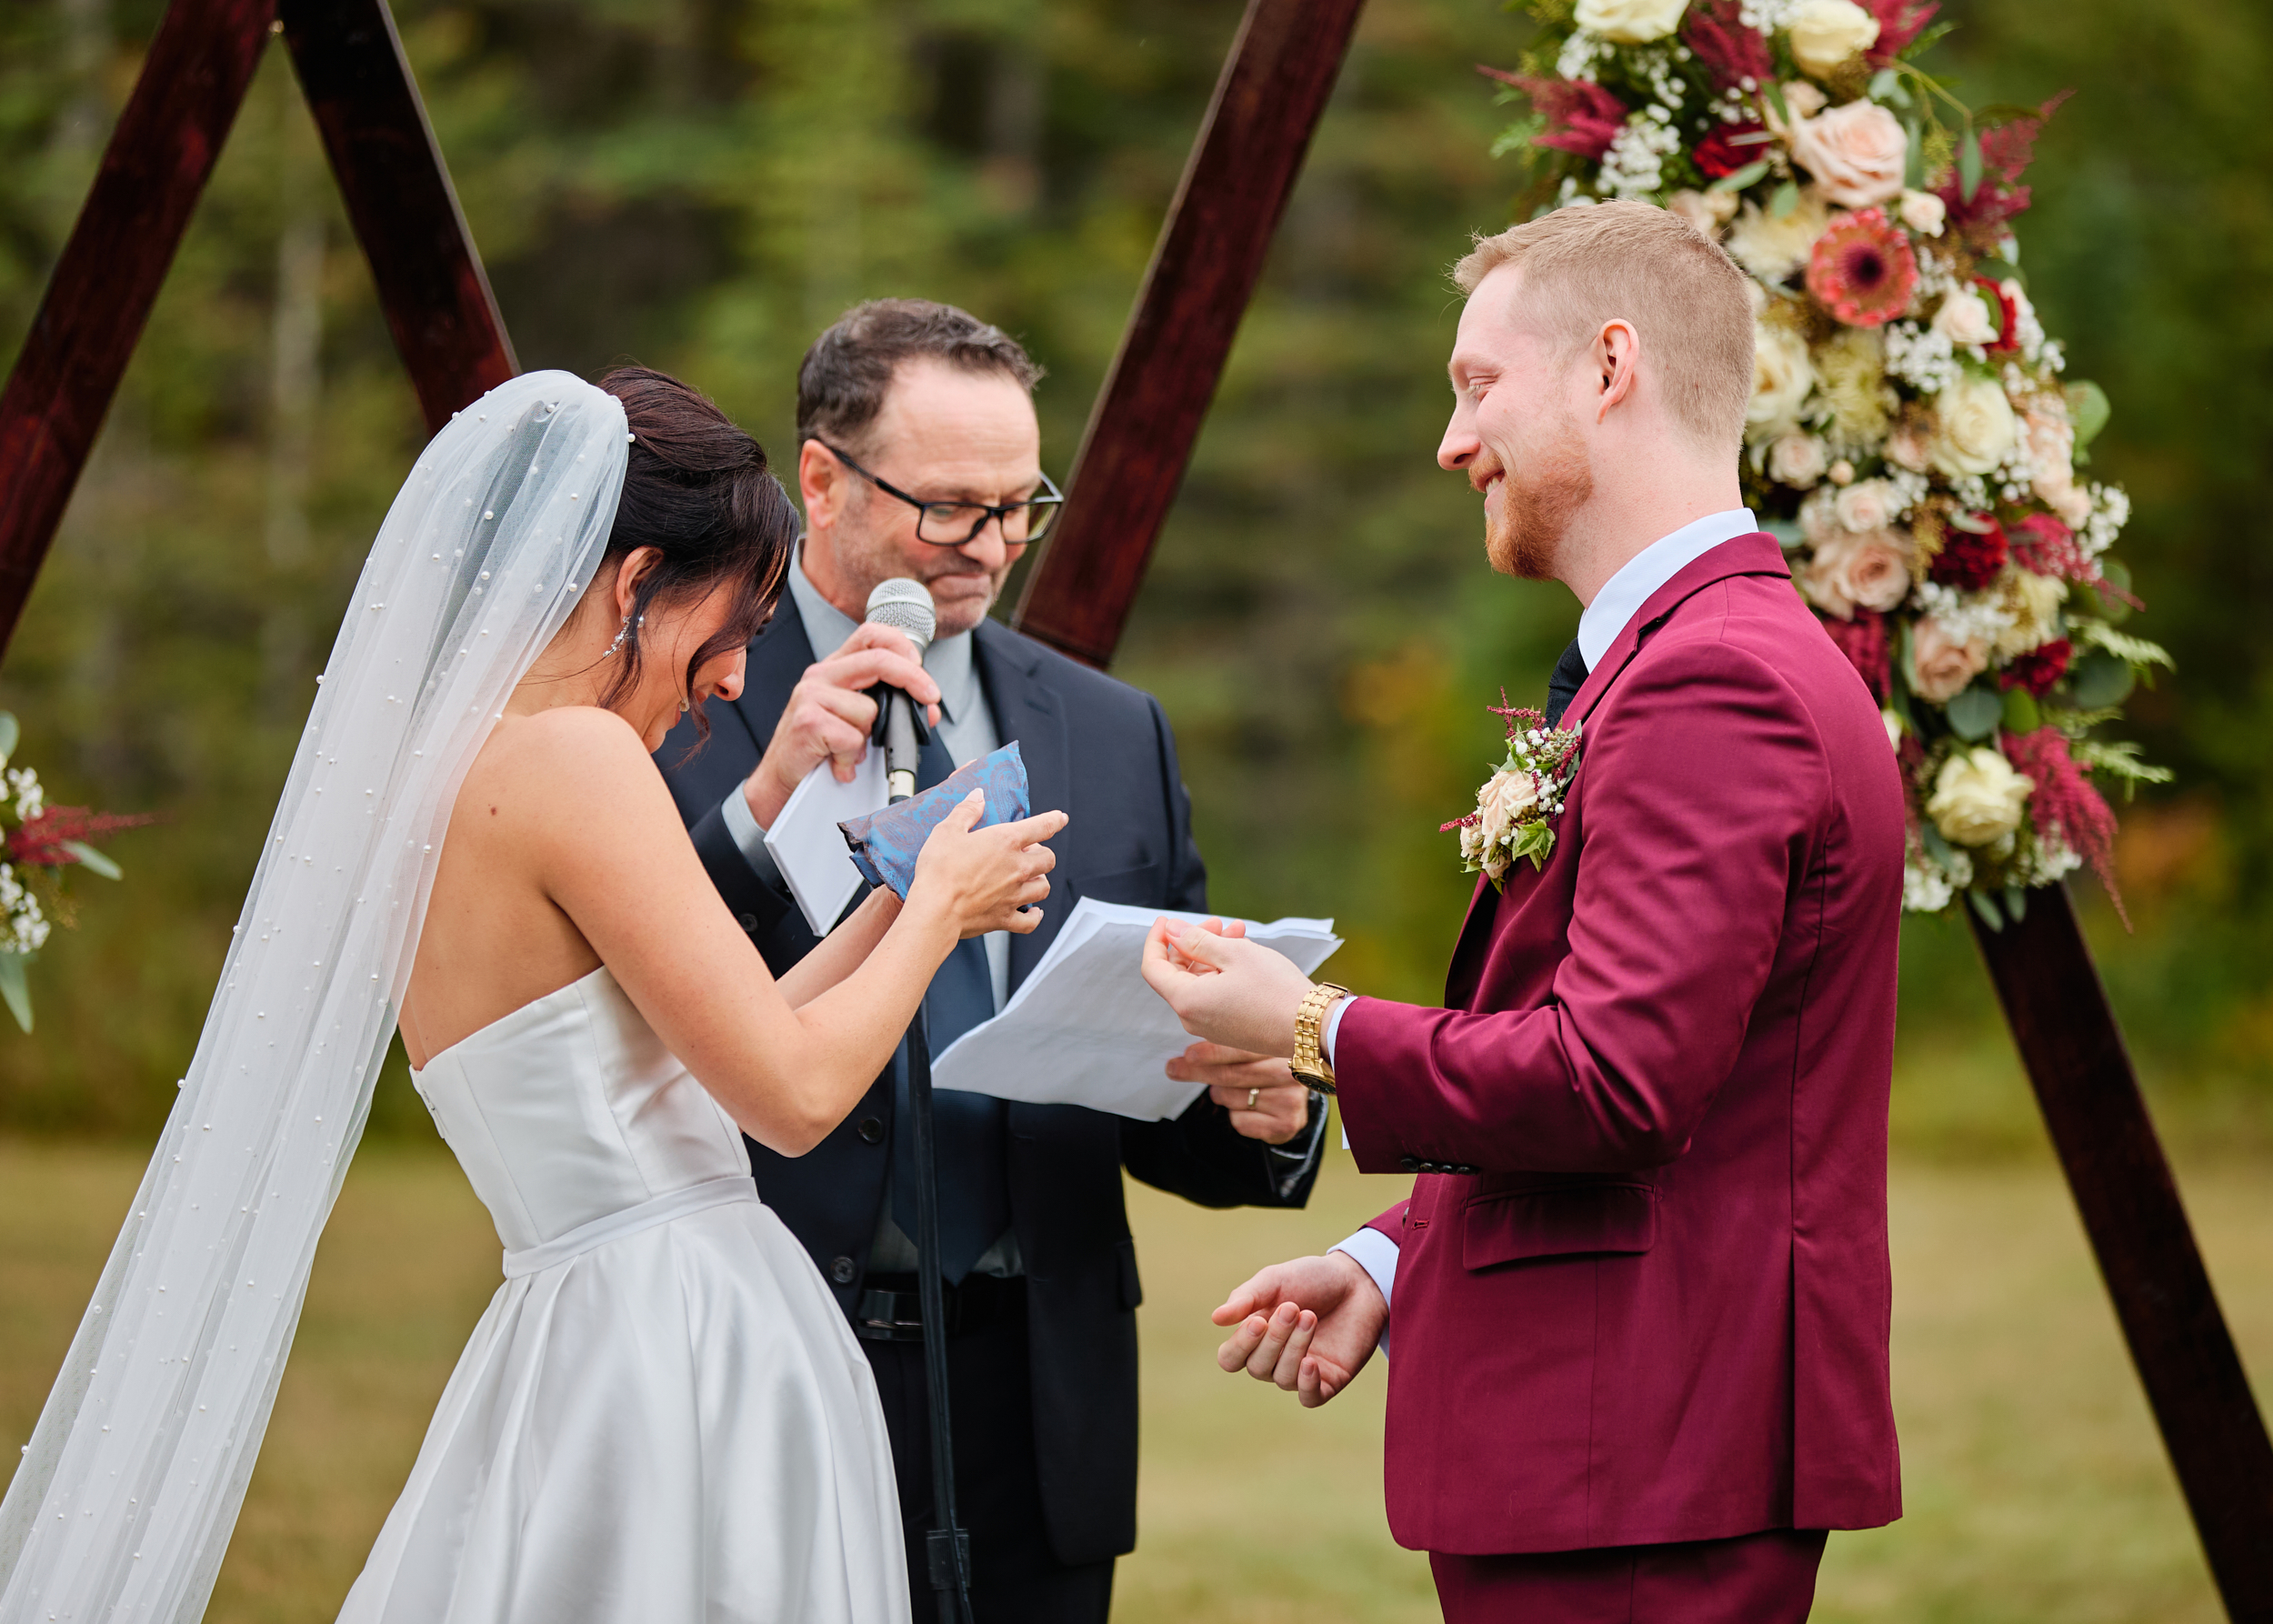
975, 620, 1068, 993
1562, 532, 1792, 731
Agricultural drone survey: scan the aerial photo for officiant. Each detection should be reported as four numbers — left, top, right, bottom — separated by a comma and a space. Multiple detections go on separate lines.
657, 298, 1326, 1621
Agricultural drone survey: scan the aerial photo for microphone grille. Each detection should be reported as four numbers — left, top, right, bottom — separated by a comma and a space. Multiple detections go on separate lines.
864, 577, 936, 652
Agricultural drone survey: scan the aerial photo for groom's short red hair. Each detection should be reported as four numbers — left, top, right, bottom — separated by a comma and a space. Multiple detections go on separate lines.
1455, 201, 1753, 454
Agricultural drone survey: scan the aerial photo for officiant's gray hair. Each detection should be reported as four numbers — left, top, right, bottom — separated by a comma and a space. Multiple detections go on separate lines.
1454, 201, 1752, 453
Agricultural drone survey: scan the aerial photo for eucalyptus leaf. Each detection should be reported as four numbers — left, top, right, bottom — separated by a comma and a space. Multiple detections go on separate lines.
1919, 820, 1959, 870
1762, 80, 1792, 132
2066, 379, 2112, 451
1904, 121, 1924, 189
1707, 158, 1771, 195
0, 951, 29, 1035
1958, 126, 1983, 202
1968, 887, 2005, 931
1867, 68, 1910, 107
2000, 687, 2041, 736
2005, 885, 2028, 923
1763, 516, 1806, 548
0, 710, 17, 766
2069, 649, 2136, 709
1946, 684, 2004, 742
61, 839, 122, 880
1768, 181, 1799, 220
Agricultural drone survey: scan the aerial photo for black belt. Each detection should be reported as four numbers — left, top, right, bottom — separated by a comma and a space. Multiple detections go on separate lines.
856, 1270, 1024, 1342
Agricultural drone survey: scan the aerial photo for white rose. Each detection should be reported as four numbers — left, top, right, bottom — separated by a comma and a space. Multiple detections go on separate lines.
1931, 287, 1998, 347
1785, 100, 1908, 208
1497, 771, 1542, 826
1930, 375, 2020, 476
1926, 748, 2035, 847
1908, 615, 1989, 703
1574, 0, 1688, 43
1994, 566, 2067, 659
1833, 477, 1897, 532
1898, 189, 1947, 236
1667, 188, 1739, 235
1477, 768, 1517, 851
1787, 0, 1881, 75
2021, 406, 2093, 527
1768, 431, 1829, 487
1726, 189, 1830, 281
1747, 323, 1817, 437
1802, 527, 1914, 618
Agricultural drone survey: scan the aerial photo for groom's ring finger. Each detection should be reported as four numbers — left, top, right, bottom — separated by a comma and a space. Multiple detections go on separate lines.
1273, 1312, 1317, 1389
1244, 1306, 1298, 1380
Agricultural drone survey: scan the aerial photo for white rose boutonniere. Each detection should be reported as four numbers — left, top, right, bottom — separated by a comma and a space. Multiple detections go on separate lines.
1444, 698, 1584, 887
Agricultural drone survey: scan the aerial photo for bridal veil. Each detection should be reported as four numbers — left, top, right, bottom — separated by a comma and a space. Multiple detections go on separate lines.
0, 372, 627, 1622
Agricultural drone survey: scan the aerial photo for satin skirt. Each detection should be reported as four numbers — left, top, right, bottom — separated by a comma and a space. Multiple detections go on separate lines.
336, 1198, 910, 1624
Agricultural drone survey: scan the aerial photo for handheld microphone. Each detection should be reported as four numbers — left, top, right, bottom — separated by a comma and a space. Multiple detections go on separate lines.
865, 578, 937, 804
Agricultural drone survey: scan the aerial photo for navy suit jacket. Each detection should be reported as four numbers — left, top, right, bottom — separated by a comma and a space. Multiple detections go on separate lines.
656, 592, 1320, 1564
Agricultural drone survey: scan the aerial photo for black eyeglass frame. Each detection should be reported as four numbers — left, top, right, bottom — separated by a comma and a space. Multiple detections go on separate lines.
812, 440, 1065, 548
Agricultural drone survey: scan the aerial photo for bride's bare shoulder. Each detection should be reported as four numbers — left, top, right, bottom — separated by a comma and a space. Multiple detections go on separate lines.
463, 706, 672, 819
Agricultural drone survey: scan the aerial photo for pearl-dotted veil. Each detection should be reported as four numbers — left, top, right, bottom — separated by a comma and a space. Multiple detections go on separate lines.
0, 371, 626, 1621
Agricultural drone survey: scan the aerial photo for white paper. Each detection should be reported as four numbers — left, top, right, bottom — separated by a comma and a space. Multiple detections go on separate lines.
765, 752, 886, 937
931, 898, 1341, 1120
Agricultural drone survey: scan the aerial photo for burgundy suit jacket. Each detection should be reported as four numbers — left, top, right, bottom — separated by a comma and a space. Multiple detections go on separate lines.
1337, 533, 1905, 1556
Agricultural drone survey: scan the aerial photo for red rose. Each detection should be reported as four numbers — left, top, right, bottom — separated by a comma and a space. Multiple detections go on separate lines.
1694, 124, 1768, 181
1978, 277, 2022, 354
1999, 637, 2071, 697
1928, 516, 2010, 590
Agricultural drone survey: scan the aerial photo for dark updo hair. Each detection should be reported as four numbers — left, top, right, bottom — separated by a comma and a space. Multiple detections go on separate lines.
593, 366, 798, 739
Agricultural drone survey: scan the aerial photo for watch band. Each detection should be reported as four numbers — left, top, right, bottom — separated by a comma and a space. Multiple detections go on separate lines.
1293, 983, 1352, 1093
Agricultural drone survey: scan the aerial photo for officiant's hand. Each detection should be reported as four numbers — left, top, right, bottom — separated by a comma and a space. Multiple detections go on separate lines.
1140, 917, 1314, 1059
741, 624, 943, 828
1167, 1041, 1312, 1144
1212, 1251, 1387, 1408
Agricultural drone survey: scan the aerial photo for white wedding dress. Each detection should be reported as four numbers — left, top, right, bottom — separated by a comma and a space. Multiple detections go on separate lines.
336, 966, 910, 1624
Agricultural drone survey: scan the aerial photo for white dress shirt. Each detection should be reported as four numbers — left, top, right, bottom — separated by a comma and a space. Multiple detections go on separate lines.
1327, 508, 1757, 1323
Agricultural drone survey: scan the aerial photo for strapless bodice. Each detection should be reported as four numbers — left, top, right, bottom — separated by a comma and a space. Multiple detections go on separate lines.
408, 966, 750, 1257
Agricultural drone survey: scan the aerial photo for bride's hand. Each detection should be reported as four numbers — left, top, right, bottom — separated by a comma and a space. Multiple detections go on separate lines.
909, 791, 1067, 938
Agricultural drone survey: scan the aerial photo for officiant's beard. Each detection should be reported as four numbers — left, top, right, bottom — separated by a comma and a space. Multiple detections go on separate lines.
1486, 418, 1595, 581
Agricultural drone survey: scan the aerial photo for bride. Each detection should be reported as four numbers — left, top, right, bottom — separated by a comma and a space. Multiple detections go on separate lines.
0, 367, 1063, 1624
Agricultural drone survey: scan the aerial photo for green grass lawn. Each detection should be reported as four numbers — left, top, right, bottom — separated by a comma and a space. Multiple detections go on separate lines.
4, 1136, 2268, 1621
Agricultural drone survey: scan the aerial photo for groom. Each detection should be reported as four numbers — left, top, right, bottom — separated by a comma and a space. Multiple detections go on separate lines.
1141, 201, 1905, 1619
657, 298, 1326, 1620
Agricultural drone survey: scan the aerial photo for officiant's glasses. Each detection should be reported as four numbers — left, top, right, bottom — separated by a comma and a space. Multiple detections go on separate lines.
816, 441, 1065, 547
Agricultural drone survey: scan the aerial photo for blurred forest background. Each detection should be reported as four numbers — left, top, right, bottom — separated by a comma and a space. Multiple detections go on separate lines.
0, 0, 2267, 1154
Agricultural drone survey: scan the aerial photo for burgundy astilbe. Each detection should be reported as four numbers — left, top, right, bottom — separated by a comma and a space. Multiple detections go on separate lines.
1936, 93, 2073, 238
1822, 609, 1891, 699
6, 807, 163, 868
1928, 517, 2010, 589
1860, 0, 1938, 63
2008, 513, 2089, 580
1681, 0, 1773, 93
1480, 67, 1628, 161
1998, 637, 2071, 697
2003, 727, 2127, 926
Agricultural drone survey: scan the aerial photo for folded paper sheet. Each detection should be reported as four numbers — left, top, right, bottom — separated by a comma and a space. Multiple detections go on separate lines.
931, 898, 1341, 1120
765, 750, 887, 937
837, 742, 1030, 897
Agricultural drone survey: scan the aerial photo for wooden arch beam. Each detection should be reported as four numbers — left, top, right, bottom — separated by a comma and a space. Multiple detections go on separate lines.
0, 0, 515, 661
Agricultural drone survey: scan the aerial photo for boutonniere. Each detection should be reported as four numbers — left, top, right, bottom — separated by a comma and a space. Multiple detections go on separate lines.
1441, 697, 1582, 890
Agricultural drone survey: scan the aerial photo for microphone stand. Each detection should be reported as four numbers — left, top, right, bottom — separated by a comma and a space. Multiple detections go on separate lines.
882, 696, 974, 1624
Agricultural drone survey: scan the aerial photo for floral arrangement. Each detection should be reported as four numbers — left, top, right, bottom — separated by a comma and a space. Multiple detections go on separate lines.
0, 711, 154, 1032
1445, 700, 1584, 887
1483, 0, 2170, 925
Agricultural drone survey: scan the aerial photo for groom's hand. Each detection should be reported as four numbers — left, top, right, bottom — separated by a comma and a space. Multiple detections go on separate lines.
1140, 917, 1315, 1058
1212, 1251, 1387, 1408
742, 624, 942, 829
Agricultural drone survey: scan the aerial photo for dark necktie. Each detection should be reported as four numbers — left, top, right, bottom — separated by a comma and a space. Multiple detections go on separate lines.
1545, 638, 1588, 728
890, 727, 1012, 1283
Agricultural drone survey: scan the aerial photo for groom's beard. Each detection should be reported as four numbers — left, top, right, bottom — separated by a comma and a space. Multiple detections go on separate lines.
1485, 417, 1594, 581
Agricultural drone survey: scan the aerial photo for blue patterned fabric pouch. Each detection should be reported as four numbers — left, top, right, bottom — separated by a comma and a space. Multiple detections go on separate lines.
837, 741, 1031, 897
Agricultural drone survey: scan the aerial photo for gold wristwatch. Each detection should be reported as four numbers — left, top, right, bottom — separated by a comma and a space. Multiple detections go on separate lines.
1292, 983, 1352, 1093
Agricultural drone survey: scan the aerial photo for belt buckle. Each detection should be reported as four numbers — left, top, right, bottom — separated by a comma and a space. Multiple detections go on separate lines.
855, 1286, 926, 1342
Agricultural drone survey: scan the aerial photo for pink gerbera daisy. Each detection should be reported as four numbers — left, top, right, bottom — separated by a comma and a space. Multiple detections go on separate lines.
1805, 209, 1919, 327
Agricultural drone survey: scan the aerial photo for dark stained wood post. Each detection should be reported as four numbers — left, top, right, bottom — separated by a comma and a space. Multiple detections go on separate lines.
1010, 0, 1368, 667
0, 0, 277, 659
278, 0, 517, 433
1973, 887, 2273, 1622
